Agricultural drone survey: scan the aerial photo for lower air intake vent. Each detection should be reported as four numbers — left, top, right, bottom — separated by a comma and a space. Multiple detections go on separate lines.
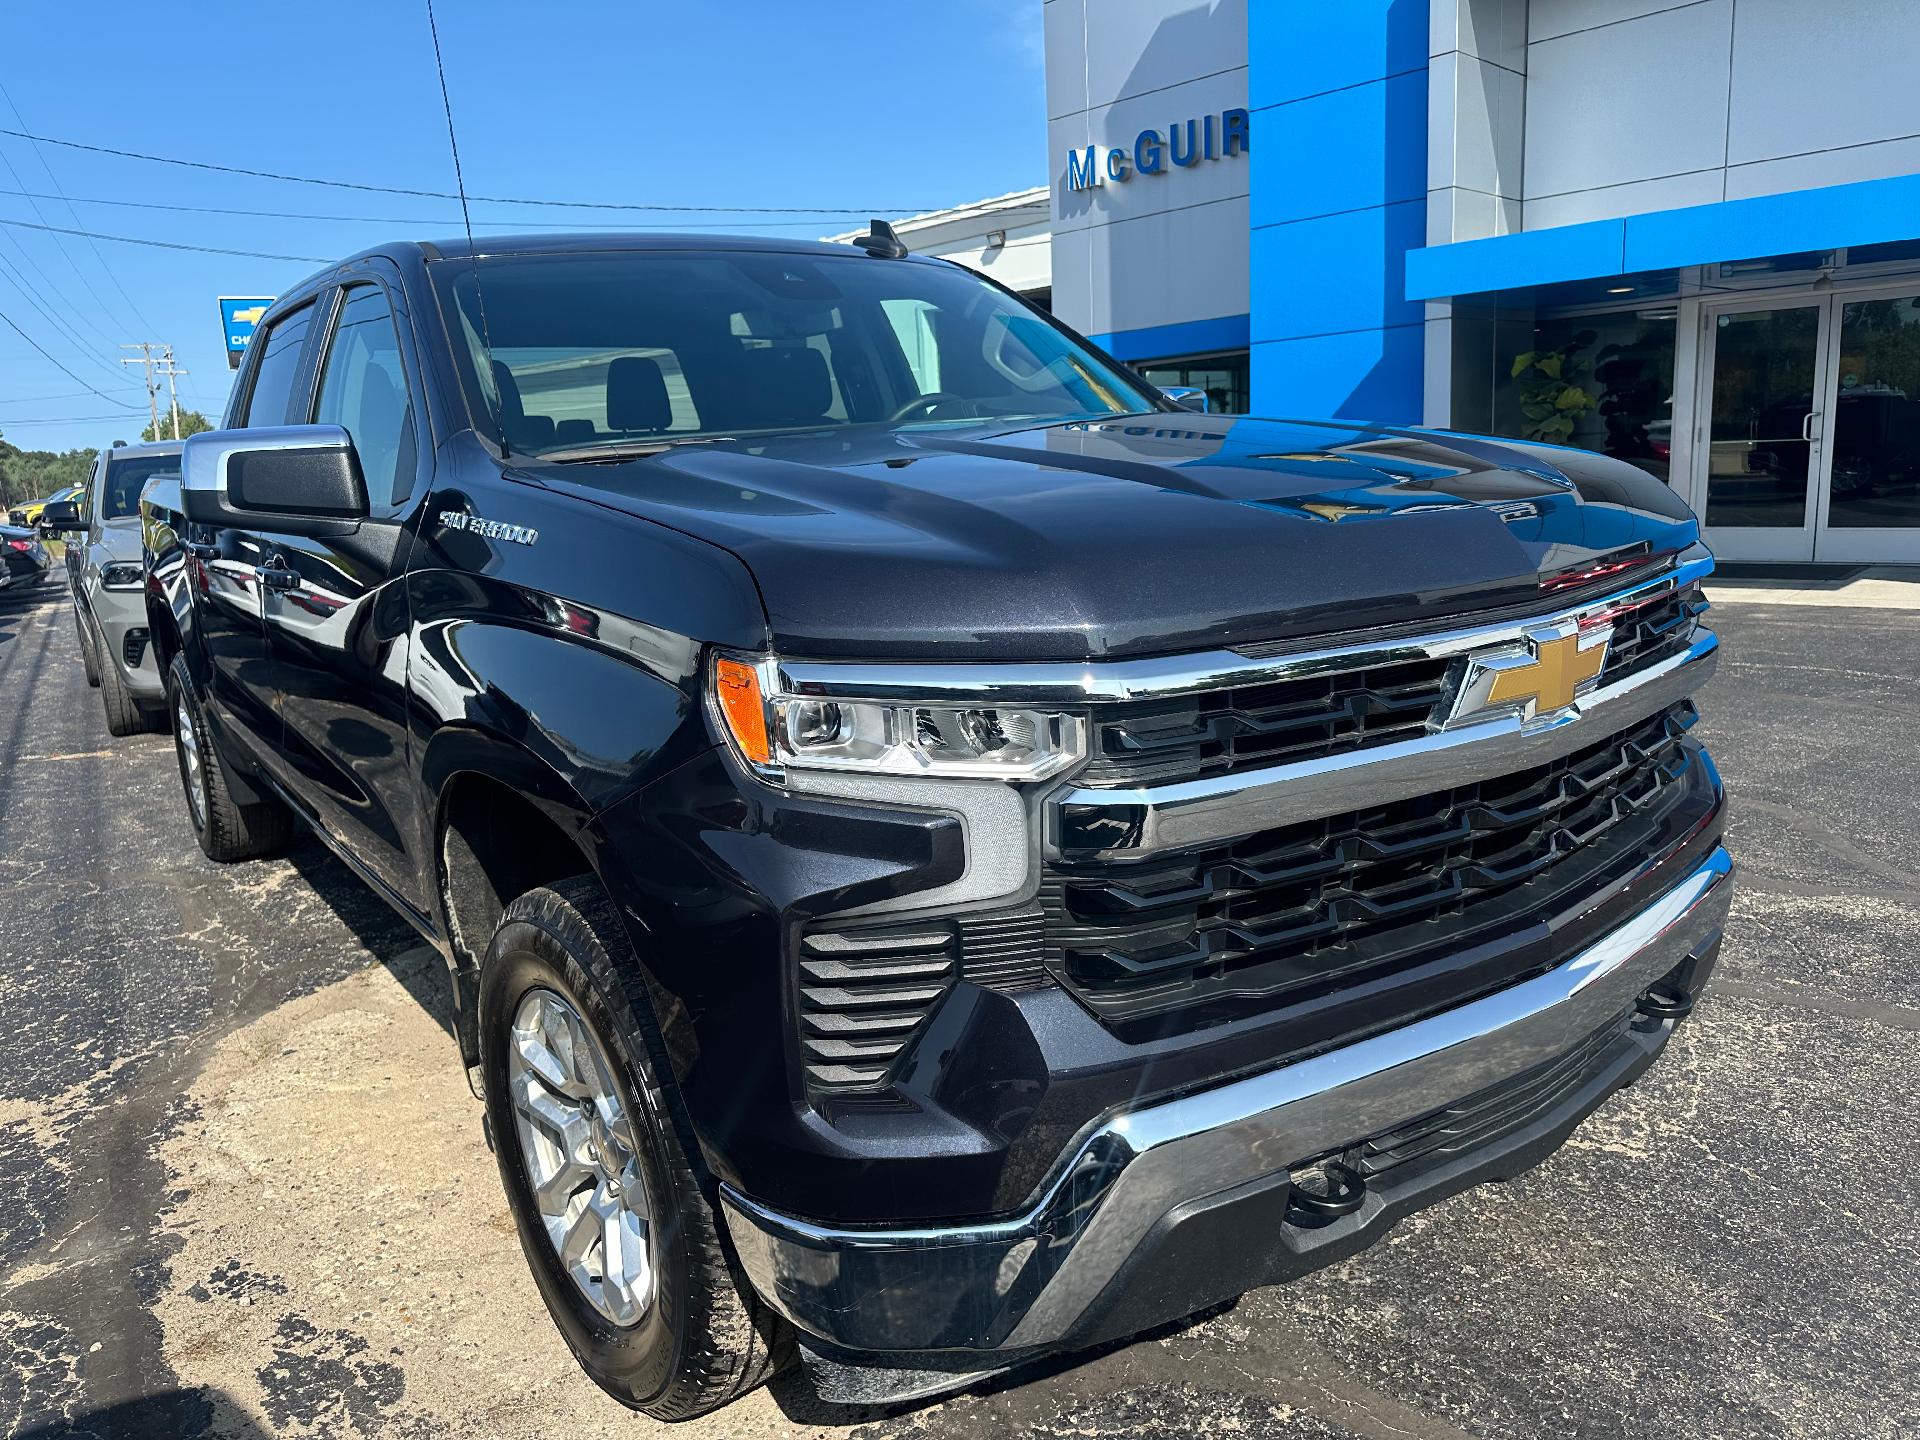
798, 926, 957, 1093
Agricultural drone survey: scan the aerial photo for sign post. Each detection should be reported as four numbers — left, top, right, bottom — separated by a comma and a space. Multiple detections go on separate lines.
218, 296, 277, 370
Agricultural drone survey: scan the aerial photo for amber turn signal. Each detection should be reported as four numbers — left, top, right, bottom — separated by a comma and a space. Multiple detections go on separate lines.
713, 657, 772, 766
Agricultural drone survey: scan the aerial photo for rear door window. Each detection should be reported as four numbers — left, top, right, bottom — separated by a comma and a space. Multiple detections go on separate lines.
242, 303, 315, 427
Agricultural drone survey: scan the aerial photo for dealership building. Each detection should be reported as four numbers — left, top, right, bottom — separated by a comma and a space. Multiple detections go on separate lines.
936, 0, 1918, 567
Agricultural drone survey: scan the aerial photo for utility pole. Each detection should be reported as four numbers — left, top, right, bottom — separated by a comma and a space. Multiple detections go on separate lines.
120, 343, 160, 438
158, 345, 187, 440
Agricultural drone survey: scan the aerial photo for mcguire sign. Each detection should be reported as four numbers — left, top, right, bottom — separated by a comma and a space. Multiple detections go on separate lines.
1064, 108, 1249, 190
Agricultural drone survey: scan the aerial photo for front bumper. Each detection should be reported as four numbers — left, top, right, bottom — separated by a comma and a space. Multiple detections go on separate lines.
86, 584, 162, 698
721, 843, 1732, 1365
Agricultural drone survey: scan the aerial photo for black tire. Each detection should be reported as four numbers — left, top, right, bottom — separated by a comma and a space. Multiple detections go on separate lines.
478, 877, 791, 1419
75, 610, 101, 687
99, 629, 155, 737
166, 653, 293, 862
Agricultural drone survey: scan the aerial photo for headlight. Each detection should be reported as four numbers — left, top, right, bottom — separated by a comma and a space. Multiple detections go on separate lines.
712, 655, 1085, 782
100, 562, 144, 590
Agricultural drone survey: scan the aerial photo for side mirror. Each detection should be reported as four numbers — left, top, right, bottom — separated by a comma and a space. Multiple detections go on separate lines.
181, 426, 369, 534
41, 500, 82, 530
1164, 387, 1211, 413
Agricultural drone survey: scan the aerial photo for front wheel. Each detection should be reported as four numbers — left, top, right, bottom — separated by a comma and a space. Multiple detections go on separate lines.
75, 610, 100, 687
477, 877, 789, 1419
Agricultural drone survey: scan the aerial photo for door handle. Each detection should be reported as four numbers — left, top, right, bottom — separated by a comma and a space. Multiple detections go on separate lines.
254, 563, 299, 593
1802, 411, 1819, 443
187, 542, 219, 561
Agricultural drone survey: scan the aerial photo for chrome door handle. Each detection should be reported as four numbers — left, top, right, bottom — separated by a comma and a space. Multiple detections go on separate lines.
1802, 411, 1818, 442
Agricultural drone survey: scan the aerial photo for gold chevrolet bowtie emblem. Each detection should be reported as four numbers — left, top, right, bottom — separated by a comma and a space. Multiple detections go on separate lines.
1486, 630, 1608, 714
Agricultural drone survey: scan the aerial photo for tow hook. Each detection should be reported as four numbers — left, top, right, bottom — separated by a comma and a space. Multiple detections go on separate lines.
1287, 1160, 1368, 1223
1636, 982, 1695, 1024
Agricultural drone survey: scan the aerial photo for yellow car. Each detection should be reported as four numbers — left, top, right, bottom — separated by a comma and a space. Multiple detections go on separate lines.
10, 485, 84, 529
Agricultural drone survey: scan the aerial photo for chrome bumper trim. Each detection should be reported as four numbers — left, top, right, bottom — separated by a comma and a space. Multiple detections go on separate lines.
721, 845, 1733, 1356
1051, 627, 1717, 859
774, 551, 1712, 706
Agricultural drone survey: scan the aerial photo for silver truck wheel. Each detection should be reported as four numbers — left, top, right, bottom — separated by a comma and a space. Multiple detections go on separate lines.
507, 987, 655, 1327
175, 691, 209, 830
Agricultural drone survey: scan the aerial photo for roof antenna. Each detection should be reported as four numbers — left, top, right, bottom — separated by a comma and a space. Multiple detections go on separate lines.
425, 0, 507, 455
856, 218, 909, 259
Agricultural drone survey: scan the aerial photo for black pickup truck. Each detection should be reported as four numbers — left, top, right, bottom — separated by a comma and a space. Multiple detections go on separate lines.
142, 231, 1731, 1418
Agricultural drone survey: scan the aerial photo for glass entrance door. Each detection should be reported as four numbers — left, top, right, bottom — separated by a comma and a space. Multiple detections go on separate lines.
1815, 288, 1920, 562
1697, 285, 1920, 563
1698, 300, 1829, 561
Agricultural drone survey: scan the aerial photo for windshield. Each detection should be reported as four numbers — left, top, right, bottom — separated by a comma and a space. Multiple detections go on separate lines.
100, 457, 180, 521
429, 248, 1160, 456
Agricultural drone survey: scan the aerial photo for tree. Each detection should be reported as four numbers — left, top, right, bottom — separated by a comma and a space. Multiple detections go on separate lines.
0, 435, 97, 509
141, 409, 215, 443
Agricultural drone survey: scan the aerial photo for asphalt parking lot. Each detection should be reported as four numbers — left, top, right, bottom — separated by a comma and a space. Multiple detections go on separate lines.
2, 582, 1917, 1440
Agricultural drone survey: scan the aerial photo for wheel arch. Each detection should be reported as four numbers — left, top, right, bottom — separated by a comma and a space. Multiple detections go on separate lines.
422, 725, 629, 1065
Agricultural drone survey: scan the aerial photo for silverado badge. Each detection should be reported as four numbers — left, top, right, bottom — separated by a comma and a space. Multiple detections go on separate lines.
1446, 622, 1612, 729
440, 511, 538, 546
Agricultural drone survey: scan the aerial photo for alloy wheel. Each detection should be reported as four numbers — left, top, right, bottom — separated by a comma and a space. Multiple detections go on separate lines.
175, 696, 208, 831
506, 988, 655, 1327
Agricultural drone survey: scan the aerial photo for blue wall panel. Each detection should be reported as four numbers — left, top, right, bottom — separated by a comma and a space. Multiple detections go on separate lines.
1086, 312, 1251, 363
1252, 324, 1424, 421
1250, 0, 1429, 107
1249, 0, 1428, 421
1251, 200, 1426, 341
1250, 69, 1428, 227
1407, 171, 1920, 300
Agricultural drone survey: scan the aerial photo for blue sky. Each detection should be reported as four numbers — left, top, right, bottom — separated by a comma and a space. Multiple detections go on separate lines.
0, 0, 1045, 456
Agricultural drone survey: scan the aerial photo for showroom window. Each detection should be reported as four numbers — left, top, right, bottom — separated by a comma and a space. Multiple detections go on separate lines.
1492, 307, 1679, 483
1136, 352, 1249, 414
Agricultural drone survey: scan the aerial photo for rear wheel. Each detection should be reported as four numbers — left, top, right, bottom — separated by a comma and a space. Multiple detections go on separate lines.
478, 877, 790, 1419
166, 653, 293, 861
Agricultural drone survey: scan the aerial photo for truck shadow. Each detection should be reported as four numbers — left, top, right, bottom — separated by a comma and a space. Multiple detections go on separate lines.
11, 1387, 271, 1440
764, 1299, 1237, 1426
281, 834, 459, 1045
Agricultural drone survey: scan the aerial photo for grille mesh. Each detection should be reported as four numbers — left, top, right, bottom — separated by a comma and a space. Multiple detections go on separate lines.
1044, 701, 1701, 1024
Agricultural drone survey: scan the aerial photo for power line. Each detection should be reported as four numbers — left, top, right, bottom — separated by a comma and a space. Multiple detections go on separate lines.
0, 215, 330, 263
0, 83, 157, 336
0, 412, 134, 425
0, 248, 141, 384
0, 303, 145, 407
0, 125, 941, 214
0, 186, 916, 231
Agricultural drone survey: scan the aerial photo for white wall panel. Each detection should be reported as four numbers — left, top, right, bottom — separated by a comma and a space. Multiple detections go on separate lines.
1044, 0, 1089, 120
1080, 194, 1249, 337
1727, 0, 1920, 165
1524, 169, 1723, 228
1726, 135, 1920, 203
1528, 0, 1708, 43
1523, 0, 1731, 200
1082, 0, 1246, 112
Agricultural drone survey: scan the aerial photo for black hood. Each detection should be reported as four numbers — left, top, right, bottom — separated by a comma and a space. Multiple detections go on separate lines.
523, 414, 1700, 661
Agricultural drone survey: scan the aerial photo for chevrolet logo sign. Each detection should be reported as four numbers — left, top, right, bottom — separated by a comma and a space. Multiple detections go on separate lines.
1445, 623, 1612, 729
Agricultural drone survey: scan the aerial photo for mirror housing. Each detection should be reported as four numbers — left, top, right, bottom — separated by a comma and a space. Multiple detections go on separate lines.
40, 500, 82, 530
181, 426, 368, 534
1164, 386, 1211, 413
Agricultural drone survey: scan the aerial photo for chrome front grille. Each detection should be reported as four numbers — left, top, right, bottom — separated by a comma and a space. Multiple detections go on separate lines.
1043, 701, 1704, 1026
1079, 578, 1706, 789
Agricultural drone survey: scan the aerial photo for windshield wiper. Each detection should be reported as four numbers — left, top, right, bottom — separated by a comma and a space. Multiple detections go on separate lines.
538, 436, 735, 465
